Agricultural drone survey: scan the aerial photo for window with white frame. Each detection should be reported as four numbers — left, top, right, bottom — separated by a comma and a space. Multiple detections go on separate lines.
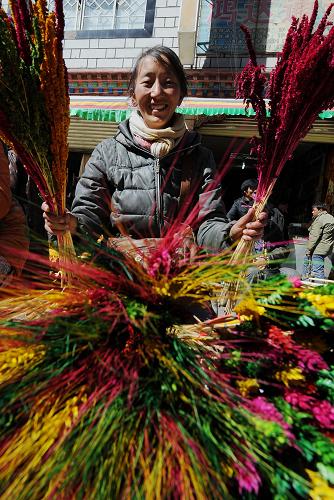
2, 0, 155, 38
48, 0, 149, 31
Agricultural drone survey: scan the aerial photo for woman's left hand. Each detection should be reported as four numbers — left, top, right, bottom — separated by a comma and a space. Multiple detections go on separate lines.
229, 208, 267, 242
174, 225, 197, 261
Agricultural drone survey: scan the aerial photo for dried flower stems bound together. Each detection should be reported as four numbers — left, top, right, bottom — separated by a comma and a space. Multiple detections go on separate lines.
227, 0, 334, 292
0, 0, 74, 282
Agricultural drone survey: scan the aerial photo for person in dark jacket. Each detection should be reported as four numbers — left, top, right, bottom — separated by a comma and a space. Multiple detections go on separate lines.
43, 46, 266, 257
227, 178, 258, 221
227, 179, 289, 281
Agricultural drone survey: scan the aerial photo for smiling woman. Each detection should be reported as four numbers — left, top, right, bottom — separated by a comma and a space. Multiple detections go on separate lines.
42, 45, 266, 271
128, 47, 186, 129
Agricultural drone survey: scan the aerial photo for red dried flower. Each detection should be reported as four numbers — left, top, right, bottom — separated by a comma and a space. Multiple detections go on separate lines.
267, 326, 328, 372
267, 325, 294, 352
9, 0, 32, 65
236, 1, 334, 203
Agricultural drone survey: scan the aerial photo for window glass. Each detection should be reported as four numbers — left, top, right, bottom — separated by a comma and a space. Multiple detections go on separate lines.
82, 0, 116, 30
115, 0, 147, 29
48, 0, 147, 31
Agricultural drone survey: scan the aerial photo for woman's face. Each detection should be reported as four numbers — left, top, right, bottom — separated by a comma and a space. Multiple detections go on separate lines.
132, 55, 182, 129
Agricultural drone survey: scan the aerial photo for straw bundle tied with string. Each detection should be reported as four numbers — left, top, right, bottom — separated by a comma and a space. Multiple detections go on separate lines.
224, 0, 334, 310
0, 0, 74, 284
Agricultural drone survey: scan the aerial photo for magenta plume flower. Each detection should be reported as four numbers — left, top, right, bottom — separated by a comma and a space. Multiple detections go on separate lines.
235, 458, 262, 495
312, 401, 334, 429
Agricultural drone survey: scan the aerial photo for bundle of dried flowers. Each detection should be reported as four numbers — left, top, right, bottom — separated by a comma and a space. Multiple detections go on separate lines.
237, 0, 333, 235
224, 1, 334, 309
0, 0, 74, 282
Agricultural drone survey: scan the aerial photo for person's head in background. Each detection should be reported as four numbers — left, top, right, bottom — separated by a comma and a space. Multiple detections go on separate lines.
277, 201, 289, 215
128, 46, 188, 129
312, 202, 329, 218
240, 179, 258, 202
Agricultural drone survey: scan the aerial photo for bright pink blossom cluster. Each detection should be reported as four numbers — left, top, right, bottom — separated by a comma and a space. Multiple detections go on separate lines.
235, 457, 261, 495
286, 391, 334, 429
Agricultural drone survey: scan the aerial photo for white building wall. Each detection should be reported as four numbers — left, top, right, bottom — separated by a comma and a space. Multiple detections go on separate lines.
0, 0, 182, 71
64, 1, 182, 71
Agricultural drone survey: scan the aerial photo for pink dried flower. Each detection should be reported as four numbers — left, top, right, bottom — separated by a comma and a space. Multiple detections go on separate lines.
148, 248, 172, 277
295, 347, 328, 372
312, 401, 334, 429
248, 397, 294, 441
285, 391, 315, 411
285, 392, 334, 429
235, 458, 261, 495
288, 276, 302, 287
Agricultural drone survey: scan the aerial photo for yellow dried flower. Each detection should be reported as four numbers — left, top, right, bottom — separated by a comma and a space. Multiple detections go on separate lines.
221, 463, 234, 478
0, 346, 45, 385
154, 284, 171, 297
49, 247, 59, 262
237, 378, 260, 397
307, 470, 334, 500
235, 298, 266, 319
239, 314, 253, 321
300, 293, 334, 316
275, 367, 305, 387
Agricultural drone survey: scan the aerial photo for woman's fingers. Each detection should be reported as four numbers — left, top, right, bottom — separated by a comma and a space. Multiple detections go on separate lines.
41, 203, 78, 235
43, 213, 68, 235
230, 208, 268, 242
243, 211, 267, 239
242, 218, 265, 240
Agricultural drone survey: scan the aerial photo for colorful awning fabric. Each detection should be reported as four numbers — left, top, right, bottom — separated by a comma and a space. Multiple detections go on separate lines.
70, 96, 334, 122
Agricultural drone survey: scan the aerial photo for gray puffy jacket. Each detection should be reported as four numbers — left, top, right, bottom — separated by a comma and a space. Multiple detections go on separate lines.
71, 119, 233, 250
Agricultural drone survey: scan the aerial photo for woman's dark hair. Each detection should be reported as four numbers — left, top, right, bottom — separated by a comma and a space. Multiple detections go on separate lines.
128, 45, 188, 99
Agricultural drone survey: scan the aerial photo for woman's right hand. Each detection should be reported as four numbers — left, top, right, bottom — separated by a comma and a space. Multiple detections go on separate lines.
42, 202, 78, 236
229, 208, 267, 242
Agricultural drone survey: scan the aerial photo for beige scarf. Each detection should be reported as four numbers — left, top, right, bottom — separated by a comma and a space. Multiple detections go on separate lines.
129, 110, 187, 158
